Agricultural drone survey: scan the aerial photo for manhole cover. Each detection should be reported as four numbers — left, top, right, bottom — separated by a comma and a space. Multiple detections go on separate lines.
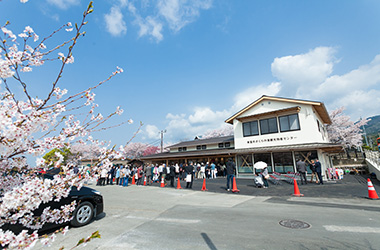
279, 219, 311, 229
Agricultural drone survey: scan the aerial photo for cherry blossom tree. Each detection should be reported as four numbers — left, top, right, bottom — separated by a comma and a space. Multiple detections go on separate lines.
69, 143, 102, 162
327, 107, 370, 149
123, 142, 149, 159
202, 125, 234, 139
143, 145, 160, 156
0, 1, 130, 248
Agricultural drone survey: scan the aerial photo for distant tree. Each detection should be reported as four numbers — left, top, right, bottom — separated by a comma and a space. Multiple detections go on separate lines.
143, 145, 160, 156
69, 143, 102, 161
202, 125, 233, 139
43, 148, 71, 167
123, 142, 149, 159
327, 107, 370, 150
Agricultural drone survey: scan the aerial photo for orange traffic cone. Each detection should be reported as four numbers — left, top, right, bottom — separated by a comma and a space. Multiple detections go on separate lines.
131, 175, 136, 185
143, 176, 147, 186
176, 177, 182, 189
292, 179, 304, 197
201, 179, 208, 191
232, 177, 240, 193
367, 178, 379, 200
160, 177, 165, 188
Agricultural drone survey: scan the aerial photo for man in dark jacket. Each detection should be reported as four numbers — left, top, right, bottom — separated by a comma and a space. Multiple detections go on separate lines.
226, 158, 236, 191
169, 164, 176, 187
313, 159, 323, 185
296, 159, 307, 185
184, 162, 194, 189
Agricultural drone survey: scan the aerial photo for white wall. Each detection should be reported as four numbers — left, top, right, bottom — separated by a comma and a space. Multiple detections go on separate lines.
234, 100, 329, 149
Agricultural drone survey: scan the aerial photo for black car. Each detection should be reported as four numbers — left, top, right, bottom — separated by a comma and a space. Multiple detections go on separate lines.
1, 185, 104, 234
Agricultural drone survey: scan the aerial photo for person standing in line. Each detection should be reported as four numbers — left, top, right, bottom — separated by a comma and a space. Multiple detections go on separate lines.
211, 162, 216, 179
162, 164, 167, 185
314, 159, 324, 185
115, 166, 120, 186
136, 166, 143, 185
200, 163, 206, 179
145, 164, 152, 185
153, 164, 159, 182
100, 167, 108, 186
110, 166, 116, 185
310, 160, 319, 184
158, 164, 163, 181
225, 158, 236, 191
119, 166, 125, 185
124, 166, 131, 187
169, 164, 176, 187
184, 162, 194, 189
296, 159, 307, 185
175, 163, 180, 179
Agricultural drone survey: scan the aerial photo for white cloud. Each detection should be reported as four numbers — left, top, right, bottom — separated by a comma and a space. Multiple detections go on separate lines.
331, 89, 380, 119
271, 47, 380, 120
157, 0, 212, 32
145, 124, 160, 139
120, 0, 212, 42
104, 6, 127, 37
232, 82, 281, 111
314, 54, 380, 98
188, 107, 230, 125
135, 16, 164, 42
271, 47, 337, 94
46, 0, 79, 9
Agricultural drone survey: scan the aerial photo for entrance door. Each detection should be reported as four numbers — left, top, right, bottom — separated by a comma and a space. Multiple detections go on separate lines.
236, 154, 253, 175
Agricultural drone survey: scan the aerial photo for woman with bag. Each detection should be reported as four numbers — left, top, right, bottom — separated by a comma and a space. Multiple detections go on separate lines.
260, 167, 269, 188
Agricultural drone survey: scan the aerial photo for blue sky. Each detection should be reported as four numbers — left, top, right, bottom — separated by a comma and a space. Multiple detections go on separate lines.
2, 0, 380, 149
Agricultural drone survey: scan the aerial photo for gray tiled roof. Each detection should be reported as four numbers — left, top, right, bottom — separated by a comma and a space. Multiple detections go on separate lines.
141, 142, 343, 160
168, 135, 234, 148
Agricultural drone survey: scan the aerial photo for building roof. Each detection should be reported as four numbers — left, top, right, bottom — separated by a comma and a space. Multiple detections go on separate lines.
225, 95, 331, 125
141, 148, 235, 160
141, 142, 343, 161
168, 135, 234, 148
232, 142, 343, 154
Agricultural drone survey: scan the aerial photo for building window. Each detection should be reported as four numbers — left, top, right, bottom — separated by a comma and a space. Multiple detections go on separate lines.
272, 152, 294, 174
178, 147, 187, 152
254, 153, 272, 174
260, 118, 278, 135
243, 121, 259, 137
224, 142, 231, 148
279, 114, 300, 132
218, 143, 224, 148
197, 145, 207, 150
237, 154, 253, 174
196, 145, 201, 150
202, 145, 207, 150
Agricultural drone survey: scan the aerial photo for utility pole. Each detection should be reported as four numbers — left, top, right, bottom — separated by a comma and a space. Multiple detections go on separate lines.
160, 130, 166, 153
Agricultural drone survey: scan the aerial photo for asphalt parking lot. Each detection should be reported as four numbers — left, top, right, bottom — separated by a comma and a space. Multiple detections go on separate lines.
33, 174, 380, 250
145, 173, 380, 199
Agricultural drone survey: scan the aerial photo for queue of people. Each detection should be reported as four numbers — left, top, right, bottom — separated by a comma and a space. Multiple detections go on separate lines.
95, 161, 233, 189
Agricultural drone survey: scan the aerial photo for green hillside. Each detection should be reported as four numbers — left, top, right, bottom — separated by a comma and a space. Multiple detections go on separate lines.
364, 115, 380, 135
363, 115, 380, 147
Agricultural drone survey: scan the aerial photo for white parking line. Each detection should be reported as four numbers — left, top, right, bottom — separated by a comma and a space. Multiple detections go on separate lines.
125, 215, 200, 224
156, 218, 200, 224
324, 225, 380, 233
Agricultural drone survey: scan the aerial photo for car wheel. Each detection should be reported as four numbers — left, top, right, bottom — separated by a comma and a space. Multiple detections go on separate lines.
70, 201, 94, 227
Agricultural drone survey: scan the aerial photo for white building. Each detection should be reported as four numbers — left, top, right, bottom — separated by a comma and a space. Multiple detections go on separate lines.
224, 95, 341, 177
142, 96, 342, 179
